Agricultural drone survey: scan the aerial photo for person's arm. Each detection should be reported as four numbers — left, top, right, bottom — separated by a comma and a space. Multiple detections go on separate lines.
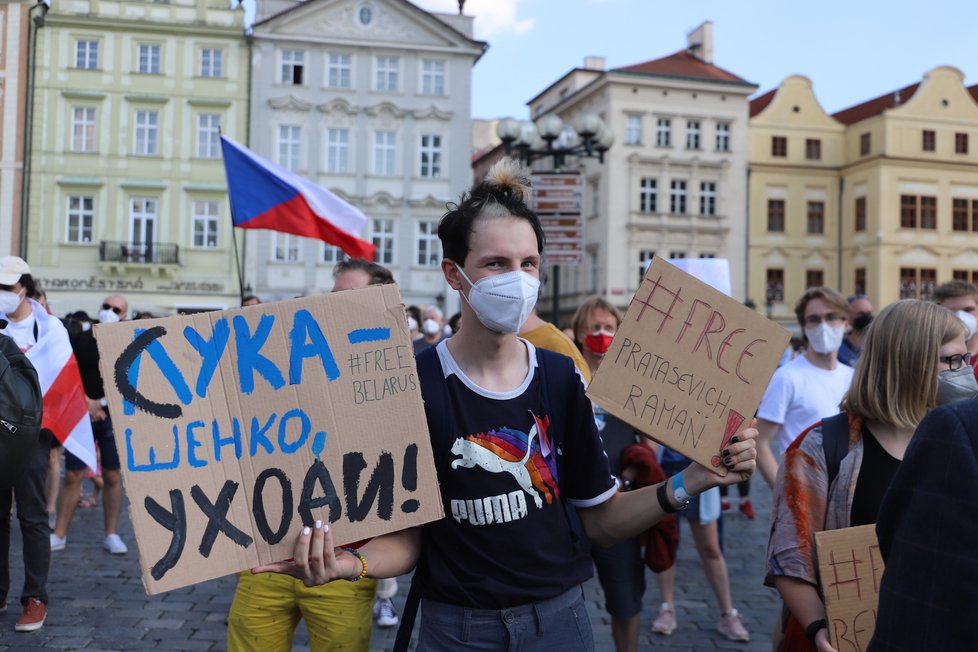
578, 424, 757, 547
253, 522, 421, 587
756, 417, 781, 489
774, 576, 838, 652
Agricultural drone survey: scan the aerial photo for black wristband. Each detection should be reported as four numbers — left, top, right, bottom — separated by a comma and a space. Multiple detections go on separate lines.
656, 482, 679, 514
805, 619, 827, 644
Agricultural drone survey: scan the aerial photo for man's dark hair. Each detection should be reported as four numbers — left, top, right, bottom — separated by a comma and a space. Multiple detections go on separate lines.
18, 274, 37, 298
438, 157, 544, 266
333, 258, 395, 286
933, 280, 978, 304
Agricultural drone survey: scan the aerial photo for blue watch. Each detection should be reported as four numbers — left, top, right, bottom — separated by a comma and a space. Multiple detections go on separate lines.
671, 473, 692, 508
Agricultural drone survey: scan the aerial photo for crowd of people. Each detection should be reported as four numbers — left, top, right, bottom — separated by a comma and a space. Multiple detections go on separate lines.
2, 156, 977, 651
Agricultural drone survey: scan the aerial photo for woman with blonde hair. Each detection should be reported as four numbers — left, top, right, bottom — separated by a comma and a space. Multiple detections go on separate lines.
767, 299, 976, 651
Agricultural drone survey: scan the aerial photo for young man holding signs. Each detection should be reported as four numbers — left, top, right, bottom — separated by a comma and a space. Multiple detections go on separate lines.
256, 158, 757, 649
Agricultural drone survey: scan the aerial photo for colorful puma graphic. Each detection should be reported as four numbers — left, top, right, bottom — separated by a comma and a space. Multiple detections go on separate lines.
450, 412, 558, 508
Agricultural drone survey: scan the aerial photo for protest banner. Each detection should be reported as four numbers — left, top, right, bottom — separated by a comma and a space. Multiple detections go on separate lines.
95, 285, 443, 594
586, 256, 790, 473
815, 524, 884, 652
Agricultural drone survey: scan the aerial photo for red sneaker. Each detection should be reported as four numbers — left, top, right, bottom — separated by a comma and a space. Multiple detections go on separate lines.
739, 499, 756, 519
720, 498, 731, 511
15, 597, 46, 632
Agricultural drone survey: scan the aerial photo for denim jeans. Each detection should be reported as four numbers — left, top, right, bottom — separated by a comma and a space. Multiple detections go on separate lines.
0, 430, 51, 604
416, 584, 594, 651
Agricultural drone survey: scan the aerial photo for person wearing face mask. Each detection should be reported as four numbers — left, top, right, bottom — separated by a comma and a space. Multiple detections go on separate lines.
50, 295, 130, 557
254, 158, 761, 651
933, 280, 978, 381
413, 305, 449, 355
767, 300, 971, 652
755, 287, 855, 489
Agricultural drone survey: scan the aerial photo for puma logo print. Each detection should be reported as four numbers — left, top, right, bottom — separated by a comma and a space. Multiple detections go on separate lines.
451, 421, 544, 509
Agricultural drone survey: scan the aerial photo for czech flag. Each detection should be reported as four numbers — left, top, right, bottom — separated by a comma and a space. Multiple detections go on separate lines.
220, 136, 376, 260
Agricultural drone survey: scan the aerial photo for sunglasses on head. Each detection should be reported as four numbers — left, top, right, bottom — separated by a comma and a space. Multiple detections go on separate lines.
102, 303, 123, 315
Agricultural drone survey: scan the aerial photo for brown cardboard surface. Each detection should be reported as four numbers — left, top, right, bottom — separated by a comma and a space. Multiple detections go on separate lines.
586, 257, 790, 472
816, 524, 884, 652
95, 285, 442, 594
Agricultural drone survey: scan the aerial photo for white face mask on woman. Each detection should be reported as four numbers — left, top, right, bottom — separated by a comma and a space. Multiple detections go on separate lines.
805, 323, 845, 355
456, 265, 539, 334
0, 289, 24, 316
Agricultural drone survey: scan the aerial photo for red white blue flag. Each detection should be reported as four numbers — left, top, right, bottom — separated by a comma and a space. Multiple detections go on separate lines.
220, 136, 376, 260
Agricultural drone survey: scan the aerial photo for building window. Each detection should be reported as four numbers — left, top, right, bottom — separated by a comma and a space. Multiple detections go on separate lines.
806, 269, 824, 289
900, 267, 937, 299
686, 121, 701, 149
200, 48, 223, 77
920, 196, 937, 229
197, 114, 221, 159
370, 219, 395, 265
700, 181, 717, 216
956, 132, 969, 155
376, 56, 400, 92
71, 106, 96, 153
952, 198, 971, 231
860, 132, 871, 156
854, 268, 866, 295
327, 52, 352, 88
699, 252, 716, 258
129, 197, 158, 258
374, 131, 396, 176
273, 233, 301, 262
322, 245, 346, 264
192, 200, 219, 248
807, 201, 825, 234
278, 125, 301, 171
805, 138, 821, 160
638, 249, 655, 285
420, 59, 445, 95
656, 118, 671, 147
922, 129, 936, 152
281, 49, 305, 85
669, 180, 687, 214
419, 134, 442, 178
66, 195, 94, 243
715, 122, 730, 152
669, 251, 686, 259
326, 128, 350, 173
771, 136, 787, 157
76, 40, 99, 69
767, 199, 785, 232
416, 220, 441, 266
625, 115, 642, 145
133, 110, 159, 156
766, 268, 784, 302
137, 44, 161, 74
639, 178, 656, 213
855, 196, 867, 231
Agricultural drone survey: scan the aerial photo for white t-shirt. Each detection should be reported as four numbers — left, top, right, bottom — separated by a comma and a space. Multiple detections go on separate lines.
3, 312, 36, 351
756, 354, 854, 455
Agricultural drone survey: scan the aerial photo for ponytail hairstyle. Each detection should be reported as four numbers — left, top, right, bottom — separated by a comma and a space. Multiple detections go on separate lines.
438, 157, 545, 265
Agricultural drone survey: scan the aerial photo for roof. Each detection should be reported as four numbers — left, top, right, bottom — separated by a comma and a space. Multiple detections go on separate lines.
749, 89, 776, 118
831, 82, 920, 125
970, 84, 978, 104
612, 49, 754, 86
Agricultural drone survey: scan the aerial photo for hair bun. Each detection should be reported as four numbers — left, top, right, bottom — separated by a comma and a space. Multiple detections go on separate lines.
484, 157, 532, 203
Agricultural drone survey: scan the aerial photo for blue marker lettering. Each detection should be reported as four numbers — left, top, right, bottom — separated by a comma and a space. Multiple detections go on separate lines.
184, 319, 230, 399
233, 314, 286, 394
347, 328, 391, 344
278, 408, 311, 454
288, 309, 340, 384
212, 418, 242, 462
142, 331, 193, 406
249, 413, 277, 457
186, 420, 207, 468
126, 425, 180, 472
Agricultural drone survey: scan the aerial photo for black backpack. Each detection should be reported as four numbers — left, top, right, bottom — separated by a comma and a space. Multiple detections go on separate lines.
0, 332, 43, 488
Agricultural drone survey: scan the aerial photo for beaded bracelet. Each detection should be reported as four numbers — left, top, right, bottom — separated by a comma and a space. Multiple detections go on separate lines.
341, 547, 367, 582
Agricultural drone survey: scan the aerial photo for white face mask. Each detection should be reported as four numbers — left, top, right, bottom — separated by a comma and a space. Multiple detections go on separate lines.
0, 289, 24, 316
456, 265, 539, 334
805, 323, 845, 355
98, 309, 121, 324
407, 316, 418, 332
422, 318, 441, 336
956, 310, 978, 340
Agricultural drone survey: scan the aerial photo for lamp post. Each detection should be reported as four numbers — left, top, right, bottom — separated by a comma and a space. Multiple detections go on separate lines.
495, 112, 614, 325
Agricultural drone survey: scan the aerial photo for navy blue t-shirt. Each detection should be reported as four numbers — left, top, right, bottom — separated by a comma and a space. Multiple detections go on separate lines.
414, 339, 617, 609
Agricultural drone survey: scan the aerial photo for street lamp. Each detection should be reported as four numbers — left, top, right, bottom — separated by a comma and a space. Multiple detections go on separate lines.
495, 112, 614, 326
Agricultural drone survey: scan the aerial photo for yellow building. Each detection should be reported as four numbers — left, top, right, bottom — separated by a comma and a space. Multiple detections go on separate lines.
749, 66, 978, 325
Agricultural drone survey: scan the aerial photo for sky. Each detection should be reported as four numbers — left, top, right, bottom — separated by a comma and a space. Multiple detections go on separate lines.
245, 0, 978, 120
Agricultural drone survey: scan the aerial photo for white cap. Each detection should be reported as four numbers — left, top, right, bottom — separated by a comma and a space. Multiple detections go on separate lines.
0, 256, 30, 285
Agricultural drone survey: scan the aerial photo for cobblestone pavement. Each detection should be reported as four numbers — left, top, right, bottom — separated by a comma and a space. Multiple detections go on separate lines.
1, 480, 778, 651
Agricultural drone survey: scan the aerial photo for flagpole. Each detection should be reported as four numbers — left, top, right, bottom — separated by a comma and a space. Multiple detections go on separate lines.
220, 129, 247, 304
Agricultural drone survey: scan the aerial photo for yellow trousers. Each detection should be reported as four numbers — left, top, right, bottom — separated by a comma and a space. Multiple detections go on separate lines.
227, 571, 378, 652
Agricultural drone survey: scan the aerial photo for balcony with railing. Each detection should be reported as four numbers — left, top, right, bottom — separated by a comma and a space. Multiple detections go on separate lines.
99, 241, 180, 275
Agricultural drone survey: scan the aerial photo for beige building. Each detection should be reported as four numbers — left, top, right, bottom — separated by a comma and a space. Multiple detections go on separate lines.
25, 0, 248, 316
0, 1, 32, 257
749, 66, 978, 325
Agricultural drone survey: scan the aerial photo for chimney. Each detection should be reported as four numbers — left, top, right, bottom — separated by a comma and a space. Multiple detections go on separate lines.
686, 21, 714, 64
583, 56, 606, 71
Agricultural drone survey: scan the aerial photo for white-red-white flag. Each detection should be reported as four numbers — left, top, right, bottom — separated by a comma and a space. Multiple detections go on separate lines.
24, 300, 97, 471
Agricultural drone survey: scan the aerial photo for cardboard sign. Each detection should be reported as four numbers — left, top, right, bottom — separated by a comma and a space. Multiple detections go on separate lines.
586, 257, 790, 473
95, 285, 443, 594
816, 524, 884, 652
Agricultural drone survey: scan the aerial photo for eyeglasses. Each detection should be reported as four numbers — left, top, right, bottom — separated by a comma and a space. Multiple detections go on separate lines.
940, 352, 972, 371
102, 303, 123, 315
803, 313, 847, 327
